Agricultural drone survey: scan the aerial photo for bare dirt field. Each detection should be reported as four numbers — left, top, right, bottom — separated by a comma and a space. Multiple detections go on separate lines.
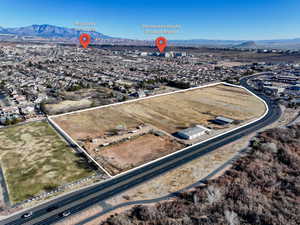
106, 134, 254, 204
0, 121, 95, 204
53, 84, 266, 141
55, 133, 255, 225
51, 84, 266, 176
92, 133, 184, 175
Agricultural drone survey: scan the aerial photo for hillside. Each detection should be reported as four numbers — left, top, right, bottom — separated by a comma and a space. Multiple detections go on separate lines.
101, 124, 300, 225
234, 41, 258, 49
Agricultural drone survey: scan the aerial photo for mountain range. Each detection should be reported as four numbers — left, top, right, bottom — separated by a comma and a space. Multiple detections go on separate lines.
233, 41, 258, 49
0, 24, 111, 39
1, 24, 300, 49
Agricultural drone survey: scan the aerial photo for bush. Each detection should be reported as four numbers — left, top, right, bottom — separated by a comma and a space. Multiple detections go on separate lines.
43, 183, 58, 192
100, 125, 300, 225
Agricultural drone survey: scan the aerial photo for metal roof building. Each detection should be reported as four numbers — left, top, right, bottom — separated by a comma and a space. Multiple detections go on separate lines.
177, 125, 209, 140
213, 116, 234, 125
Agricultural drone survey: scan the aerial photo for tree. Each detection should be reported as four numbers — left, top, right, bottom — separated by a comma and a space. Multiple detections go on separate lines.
225, 210, 239, 225
27, 61, 33, 67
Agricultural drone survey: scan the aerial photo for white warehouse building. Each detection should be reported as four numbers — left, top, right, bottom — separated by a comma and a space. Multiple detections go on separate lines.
177, 125, 209, 140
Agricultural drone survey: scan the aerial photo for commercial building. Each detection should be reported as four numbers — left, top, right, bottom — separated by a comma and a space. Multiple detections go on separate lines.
271, 76, 298, 84
264, 86, 280, 96
177, 125, 209, 140
291, 98, 300, 105
285, 85, 300, 97
213, 116, 234, 125
140, 52, 148, 57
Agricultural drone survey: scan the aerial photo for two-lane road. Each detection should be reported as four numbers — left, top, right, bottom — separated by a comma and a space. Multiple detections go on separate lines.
1, 77, 281, 225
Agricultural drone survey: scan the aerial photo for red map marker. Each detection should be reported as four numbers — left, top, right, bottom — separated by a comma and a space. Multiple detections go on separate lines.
155, 36, 167, 53
79, 33, 91, 48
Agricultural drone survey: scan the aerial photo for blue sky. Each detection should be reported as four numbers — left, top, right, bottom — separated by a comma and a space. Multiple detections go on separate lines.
0, 0, 299, 40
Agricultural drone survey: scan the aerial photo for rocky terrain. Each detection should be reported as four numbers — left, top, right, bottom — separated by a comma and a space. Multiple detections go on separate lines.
101, 124, 300, 225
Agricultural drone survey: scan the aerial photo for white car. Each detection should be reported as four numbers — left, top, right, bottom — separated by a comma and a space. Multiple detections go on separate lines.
62, 211, 71, 217
22, 211, 33, 218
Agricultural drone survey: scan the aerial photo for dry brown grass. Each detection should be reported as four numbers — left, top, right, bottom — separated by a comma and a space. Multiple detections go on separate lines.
0, 121, 95, 203
51, 84, 266, 176
45, 99, 92, 115
53, 84, 266, 141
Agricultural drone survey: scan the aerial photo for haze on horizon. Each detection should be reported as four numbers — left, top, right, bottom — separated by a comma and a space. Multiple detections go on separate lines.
1, 0, 300, 40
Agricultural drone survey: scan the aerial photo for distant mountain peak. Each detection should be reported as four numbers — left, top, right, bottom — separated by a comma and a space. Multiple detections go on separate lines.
0, 24, 112, 39
0, 24, 300, 49
234, 41, 258, 48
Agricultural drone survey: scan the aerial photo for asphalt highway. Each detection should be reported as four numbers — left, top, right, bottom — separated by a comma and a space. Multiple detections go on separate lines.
1, 76, 281, 225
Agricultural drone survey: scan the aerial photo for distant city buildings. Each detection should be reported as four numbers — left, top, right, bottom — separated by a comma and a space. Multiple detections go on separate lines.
1, 42, 299, 126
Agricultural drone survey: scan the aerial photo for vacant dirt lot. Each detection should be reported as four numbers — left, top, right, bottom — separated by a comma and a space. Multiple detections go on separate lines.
0, 121, 95, 203
92, 133, 184, 175
53, 84, 266, 141
52, 84, 266, 176
54, 134, 255, 225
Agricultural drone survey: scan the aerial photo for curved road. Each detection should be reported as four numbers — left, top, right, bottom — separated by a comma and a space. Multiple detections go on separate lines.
1, 75, 281, 225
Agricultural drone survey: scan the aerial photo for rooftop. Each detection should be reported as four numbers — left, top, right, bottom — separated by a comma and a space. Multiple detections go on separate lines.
178, 125, 208, 136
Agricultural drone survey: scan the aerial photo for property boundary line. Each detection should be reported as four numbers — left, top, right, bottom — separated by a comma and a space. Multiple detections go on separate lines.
49, 82, 221, 118
48, 82, 269, 178
47, 117, 113, 178
1, 81, 270, 220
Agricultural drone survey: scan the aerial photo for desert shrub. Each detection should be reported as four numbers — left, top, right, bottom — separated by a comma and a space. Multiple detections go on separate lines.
100, 125, 300, 225
206, 185, 222, 204
224, 210, 239, 225
260, 142, 278, 153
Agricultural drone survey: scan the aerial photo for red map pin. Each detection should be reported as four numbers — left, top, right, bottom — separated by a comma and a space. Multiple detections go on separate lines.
79, 33, 91, 48
155, 36, 167, 53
